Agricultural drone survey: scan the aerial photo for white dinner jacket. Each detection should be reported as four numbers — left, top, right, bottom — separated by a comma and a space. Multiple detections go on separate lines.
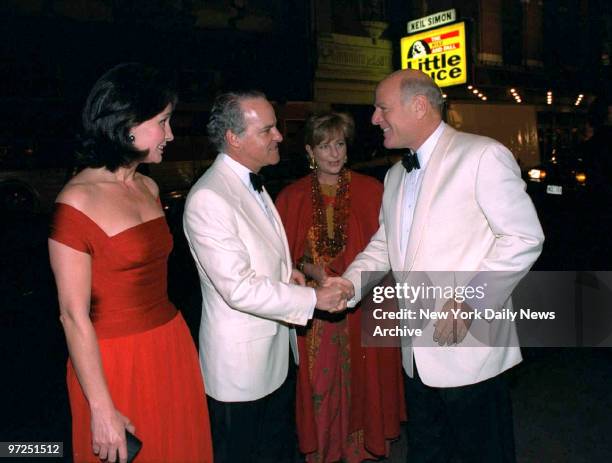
344, 125, 544, 387
183, 155, 315, 401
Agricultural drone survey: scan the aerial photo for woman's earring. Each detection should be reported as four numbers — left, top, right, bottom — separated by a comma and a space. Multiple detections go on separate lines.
308, 156, 317, 170
128, 134, 135, 143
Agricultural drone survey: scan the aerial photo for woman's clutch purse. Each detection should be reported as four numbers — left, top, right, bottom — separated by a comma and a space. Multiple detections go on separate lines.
126, 430, 142, 463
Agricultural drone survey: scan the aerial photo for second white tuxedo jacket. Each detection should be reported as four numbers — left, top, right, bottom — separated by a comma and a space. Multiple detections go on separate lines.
183, 155, 315, 402
344, 125, 544, 388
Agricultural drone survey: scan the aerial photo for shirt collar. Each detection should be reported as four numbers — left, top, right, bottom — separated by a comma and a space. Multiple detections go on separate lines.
414, 121, 445, 171
222, 153, 255, 191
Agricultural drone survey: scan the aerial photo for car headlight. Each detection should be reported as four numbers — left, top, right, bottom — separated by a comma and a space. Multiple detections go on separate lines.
575, 172, 586, 184
528, 169, 546, 181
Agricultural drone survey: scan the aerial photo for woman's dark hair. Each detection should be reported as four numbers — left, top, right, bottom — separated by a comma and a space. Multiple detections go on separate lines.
77, 63, 177, 171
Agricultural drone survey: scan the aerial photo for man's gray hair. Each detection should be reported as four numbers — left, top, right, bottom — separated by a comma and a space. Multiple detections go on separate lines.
399, 76, 444, 115
207, 90, 267, 151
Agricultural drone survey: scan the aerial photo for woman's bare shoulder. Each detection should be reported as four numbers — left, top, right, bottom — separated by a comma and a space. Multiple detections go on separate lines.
55, 170, 101, 210
136, 173, 160, 198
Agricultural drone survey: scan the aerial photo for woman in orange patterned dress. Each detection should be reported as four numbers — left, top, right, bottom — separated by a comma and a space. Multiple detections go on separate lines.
276, 112, 405, 463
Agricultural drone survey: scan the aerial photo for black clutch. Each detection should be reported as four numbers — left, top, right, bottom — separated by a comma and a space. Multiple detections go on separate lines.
126, 430, 143, 462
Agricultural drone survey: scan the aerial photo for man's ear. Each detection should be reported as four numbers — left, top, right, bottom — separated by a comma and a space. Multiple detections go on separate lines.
226, 129, 242, 149
412, 95, 429, 120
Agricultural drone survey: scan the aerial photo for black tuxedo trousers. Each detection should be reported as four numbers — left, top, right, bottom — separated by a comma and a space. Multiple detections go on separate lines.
404, 361, 516, 462
207, 358, 299, 463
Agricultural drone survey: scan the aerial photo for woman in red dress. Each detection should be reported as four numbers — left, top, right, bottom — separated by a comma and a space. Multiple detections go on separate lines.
276, 112, 405, 463
48, 64, 213, 463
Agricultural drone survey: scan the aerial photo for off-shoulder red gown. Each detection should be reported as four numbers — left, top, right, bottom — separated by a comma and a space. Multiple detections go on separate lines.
50, 203, 213, 463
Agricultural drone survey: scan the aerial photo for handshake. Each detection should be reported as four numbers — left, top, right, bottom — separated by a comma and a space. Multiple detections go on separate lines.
314, 277, 355, 313
289, 267, 354, 313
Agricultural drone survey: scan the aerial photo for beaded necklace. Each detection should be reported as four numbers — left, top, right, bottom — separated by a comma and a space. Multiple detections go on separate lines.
310, 168, 350, 259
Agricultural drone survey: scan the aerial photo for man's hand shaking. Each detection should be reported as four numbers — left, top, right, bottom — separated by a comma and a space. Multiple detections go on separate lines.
323, 277, 355, 300
314, 277, 355, 313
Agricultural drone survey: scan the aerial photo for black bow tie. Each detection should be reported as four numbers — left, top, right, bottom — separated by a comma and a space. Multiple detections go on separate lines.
249, 172, 265, 192
402, 150, 420, 173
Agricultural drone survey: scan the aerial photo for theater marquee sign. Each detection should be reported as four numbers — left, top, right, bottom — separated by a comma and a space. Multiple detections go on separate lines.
400, 21, 467, 88
407, 9, 456, 34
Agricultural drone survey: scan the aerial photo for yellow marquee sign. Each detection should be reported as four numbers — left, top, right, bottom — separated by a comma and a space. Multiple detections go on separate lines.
401, 21, 467, 88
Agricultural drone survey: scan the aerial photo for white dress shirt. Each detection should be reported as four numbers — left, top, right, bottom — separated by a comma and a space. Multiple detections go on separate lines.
400, 121, 446, 261
222, 153, 277, 226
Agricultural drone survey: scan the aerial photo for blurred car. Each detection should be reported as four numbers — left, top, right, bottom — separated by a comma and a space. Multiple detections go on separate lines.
525, 152, 590, 198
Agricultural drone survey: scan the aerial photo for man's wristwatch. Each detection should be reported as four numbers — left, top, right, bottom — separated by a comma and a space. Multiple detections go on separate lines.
297, 255, 313, 273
